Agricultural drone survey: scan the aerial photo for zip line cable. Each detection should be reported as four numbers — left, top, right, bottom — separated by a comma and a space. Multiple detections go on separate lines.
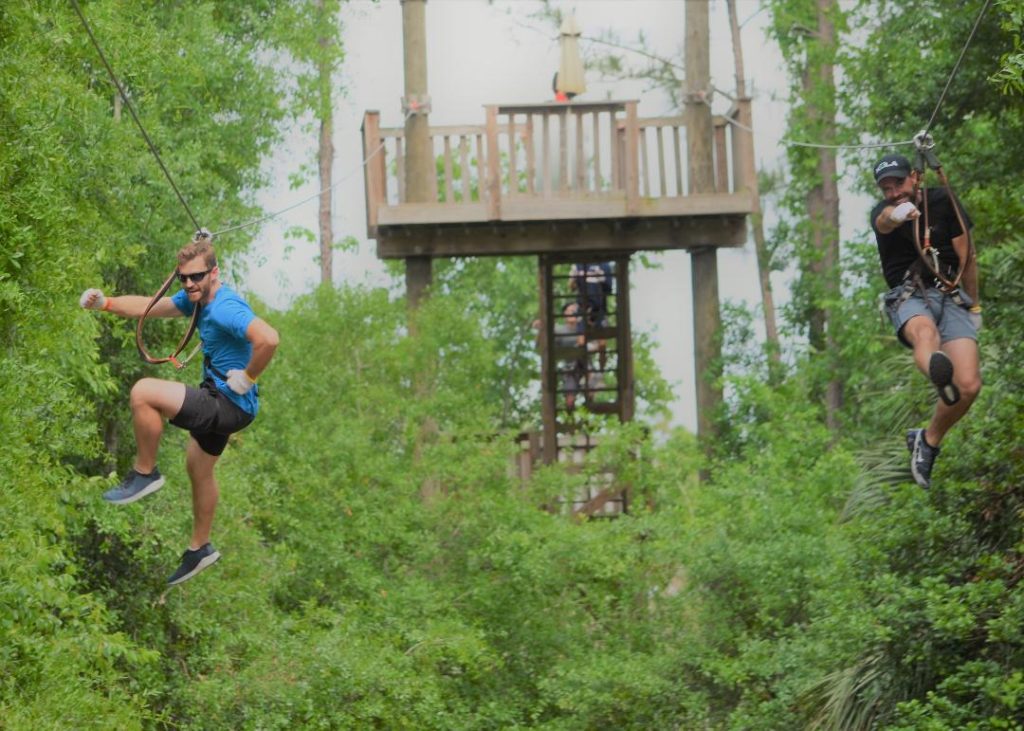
211, 142, 384, 237
72, 0, 411, 242
716, 0, 992, 153
70, 0, 202, 231
922, 0, 992, 138
713, 107, 916, 151
211, 113, 409, 237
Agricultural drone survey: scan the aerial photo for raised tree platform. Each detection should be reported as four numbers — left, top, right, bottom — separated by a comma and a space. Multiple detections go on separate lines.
362, 100, 755, 258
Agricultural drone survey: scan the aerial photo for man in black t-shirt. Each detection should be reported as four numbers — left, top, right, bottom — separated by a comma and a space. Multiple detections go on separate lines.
569, 262, 613, 387
871, 153, 982, 489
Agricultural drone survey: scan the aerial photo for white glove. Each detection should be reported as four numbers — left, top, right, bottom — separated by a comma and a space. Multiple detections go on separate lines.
79, 288, 106, 310
225, 369, 256, 395
889, 201, 917, 224
968, 310, 982, 331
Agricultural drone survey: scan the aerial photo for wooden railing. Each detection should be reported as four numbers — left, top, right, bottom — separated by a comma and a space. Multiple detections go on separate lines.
362, 100, 753, 234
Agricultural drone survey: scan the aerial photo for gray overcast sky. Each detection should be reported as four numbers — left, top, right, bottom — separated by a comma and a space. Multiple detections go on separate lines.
243, 0, 872, 432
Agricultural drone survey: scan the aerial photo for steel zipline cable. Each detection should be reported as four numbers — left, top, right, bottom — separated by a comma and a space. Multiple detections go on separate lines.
713, 0, 993, 153
70, 0, 201, 232
922, 0, 993, 139
71, 0, 206, 368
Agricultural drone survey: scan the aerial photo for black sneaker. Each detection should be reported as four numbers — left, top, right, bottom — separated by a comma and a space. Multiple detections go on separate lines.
906, 429, 940, 489
103, 468, 165, 505
929, 351, 960, 406
167, 543, 221, 586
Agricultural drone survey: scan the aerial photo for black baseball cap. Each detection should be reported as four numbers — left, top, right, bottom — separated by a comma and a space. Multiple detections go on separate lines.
873, 154, 912, 182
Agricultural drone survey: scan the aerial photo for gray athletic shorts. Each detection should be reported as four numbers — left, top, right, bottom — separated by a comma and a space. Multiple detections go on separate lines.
169, 379, 254, 456
882, 285, 977, 349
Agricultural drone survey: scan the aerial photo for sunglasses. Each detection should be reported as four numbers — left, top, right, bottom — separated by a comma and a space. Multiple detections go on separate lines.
178, 268, 212, 284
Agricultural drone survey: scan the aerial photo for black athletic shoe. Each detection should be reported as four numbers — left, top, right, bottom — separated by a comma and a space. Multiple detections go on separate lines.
167, 543, 221, 586
929, 351, 960, 406
103, 468, 165, 505
907, 428, 940, 489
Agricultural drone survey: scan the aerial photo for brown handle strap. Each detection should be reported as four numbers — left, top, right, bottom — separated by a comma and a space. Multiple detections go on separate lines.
911, 167, 974, 294
135, 268, 200, 369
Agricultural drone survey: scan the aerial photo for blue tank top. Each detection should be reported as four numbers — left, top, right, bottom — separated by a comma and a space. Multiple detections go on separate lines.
172, 285, 258, 416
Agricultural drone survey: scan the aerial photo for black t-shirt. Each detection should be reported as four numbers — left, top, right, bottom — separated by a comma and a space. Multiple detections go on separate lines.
870, 187, 972, 288
571, 262, 613, 319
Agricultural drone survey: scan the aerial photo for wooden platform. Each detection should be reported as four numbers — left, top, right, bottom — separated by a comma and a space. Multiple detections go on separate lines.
362, 100, 755, 258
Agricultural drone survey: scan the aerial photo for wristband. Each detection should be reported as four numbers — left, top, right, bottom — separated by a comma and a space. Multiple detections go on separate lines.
244, 370, 257, 382
102, 297, 113, 312
968, 305, 982, 313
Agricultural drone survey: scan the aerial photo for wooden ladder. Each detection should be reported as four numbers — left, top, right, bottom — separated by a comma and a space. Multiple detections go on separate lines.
538, 254, 635, 516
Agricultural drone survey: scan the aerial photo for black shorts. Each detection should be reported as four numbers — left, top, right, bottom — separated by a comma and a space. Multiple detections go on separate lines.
169, 379, 254, 456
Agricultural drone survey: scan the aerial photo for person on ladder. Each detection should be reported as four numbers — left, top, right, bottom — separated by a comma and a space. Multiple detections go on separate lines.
871, 153, 982, 489
80, 231, 279, 584
569, 261, 613, 392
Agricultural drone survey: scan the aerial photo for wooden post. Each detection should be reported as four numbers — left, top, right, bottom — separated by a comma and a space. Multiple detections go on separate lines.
616, 256, 635, 422
685, 0, 723, 448
539, 256, 557, 465
402, 0, 432, 308
558, 107, 568, 192
442, 135, 454, 202
575, 111, 585, 191
361, 111, 383, 238
485, 105, 501, 219
713, 118, 728, 193
507, 113, 517, 195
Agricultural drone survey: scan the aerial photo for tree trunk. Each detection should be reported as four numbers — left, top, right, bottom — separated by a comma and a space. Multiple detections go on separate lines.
804, 0, 842, 428
685, 0, 723, 455
317, 112, 333, 285
726, 0, 782, 374
316, 0, 334, 286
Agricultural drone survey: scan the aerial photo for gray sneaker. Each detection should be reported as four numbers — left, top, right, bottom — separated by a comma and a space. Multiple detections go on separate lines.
929, 351, 960, 406
907, 429, 940, 489
167, 543, 221, 586
103, 468, 165, 505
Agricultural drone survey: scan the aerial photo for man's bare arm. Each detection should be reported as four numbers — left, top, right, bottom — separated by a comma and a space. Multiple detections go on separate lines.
242, 317, 279, 380
104, 295, 183, 318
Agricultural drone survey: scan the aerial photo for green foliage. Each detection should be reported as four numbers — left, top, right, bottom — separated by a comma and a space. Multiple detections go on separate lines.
993, 0, 1024, 93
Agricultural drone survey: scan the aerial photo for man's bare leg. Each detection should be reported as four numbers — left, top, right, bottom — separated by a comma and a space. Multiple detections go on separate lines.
927, 337, 981, 446
185, 437, 220, 550
129, 378, 186, 473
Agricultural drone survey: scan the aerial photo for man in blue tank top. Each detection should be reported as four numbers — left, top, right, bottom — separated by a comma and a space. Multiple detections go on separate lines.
80, 232, 279, 585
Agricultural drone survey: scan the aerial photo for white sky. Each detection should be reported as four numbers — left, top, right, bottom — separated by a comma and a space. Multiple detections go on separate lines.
242, 0, 873, 433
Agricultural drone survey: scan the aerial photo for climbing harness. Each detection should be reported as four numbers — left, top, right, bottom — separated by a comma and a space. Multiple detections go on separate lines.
909, 131, 975, 295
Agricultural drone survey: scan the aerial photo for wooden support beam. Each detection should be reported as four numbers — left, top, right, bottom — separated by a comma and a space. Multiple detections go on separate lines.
375, 215, 747, 258
402, 0, 433, 307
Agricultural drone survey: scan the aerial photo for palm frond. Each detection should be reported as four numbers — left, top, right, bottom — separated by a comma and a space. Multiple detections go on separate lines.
843, 439, 911, 521
802, 653, 888, 731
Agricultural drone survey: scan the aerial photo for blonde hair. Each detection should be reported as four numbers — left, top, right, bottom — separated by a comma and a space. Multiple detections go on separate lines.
177, 238, 217, 269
